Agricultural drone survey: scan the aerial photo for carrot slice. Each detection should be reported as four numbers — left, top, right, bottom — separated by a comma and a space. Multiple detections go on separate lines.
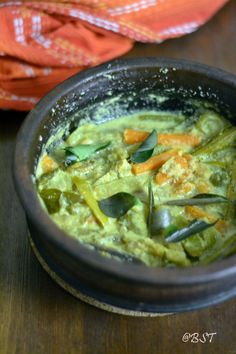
173, 155, 189, 169
156, 172, 171, 185
124, 129, 200, 147
159, 133, 200, 147
185, 206, 215, 222
132, 150, 178, 175
124, 129, 148, 144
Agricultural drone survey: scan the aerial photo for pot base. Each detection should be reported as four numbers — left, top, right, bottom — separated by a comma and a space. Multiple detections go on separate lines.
29, 232, 171, 317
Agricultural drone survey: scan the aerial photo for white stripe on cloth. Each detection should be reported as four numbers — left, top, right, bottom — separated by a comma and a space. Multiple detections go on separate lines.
13, 17, 25, 43
31, 15, 42, 39
158, 21, 199, 36
0, 2, 22, 7
34, 35, 52, 49
0, 88, 38, 104
69, 9, 120, 32
108, 0, 157, 16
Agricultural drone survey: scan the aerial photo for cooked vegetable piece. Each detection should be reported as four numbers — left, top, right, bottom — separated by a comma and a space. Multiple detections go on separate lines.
215, 219, 228, 233
124, 129, 200, 147
63, 191, 82, 204
130, 129, 157, 163
226, 161, 236, 218
195, 111, 226, 138
98, 192, 138, 218
149, 209, 172, 236
132, 150, 178, 174
41, 155, 58, 174
148, 181, 172, 236
158, 133, 200, 147
183, 233, 209, 258
200, 233, 236, 264
210, 170, 229, 187
165, 219, 217, 243
193, 127, 236, 156
205, 161, 226, 168
137, 112, 185, 123
40, 188, 61, 214
124, 129, 150, 144
94, 175, 149, 200
73, 176, 108, 226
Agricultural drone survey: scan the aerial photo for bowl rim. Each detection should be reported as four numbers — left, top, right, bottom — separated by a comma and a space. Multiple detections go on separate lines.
13, 57, 236, 286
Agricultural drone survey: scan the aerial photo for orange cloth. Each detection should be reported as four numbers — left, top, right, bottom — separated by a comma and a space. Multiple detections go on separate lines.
0, 0, 229, 111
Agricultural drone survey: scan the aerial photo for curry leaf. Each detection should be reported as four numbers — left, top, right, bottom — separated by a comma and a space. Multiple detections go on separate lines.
65, 141, 110, 163
130, 129, 157, 163
87, 244, 144, 264
164, 193, 228, 206
98, 192, 138, 218
165, 219, 217, 243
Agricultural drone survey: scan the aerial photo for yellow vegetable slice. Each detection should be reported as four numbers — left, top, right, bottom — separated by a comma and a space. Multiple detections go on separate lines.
73, 176, 108, 226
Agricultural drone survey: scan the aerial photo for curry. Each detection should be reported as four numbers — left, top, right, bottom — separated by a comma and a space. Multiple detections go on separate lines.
35, 101, 236, 267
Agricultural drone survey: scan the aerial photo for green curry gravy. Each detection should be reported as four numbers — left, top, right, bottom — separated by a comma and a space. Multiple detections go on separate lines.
36, 105, 236, 267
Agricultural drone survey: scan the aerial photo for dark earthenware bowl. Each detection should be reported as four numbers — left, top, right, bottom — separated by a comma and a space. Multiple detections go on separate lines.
13, 58, 236, 315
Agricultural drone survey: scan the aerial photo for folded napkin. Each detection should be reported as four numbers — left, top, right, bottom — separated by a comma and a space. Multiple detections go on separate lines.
0, 0, 229, 110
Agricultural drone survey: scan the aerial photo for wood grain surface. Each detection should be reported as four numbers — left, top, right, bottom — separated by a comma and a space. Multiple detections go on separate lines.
1, 1, 236, 353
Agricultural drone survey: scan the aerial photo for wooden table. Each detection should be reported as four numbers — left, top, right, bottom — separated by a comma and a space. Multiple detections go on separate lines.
1, 1, 236, 353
